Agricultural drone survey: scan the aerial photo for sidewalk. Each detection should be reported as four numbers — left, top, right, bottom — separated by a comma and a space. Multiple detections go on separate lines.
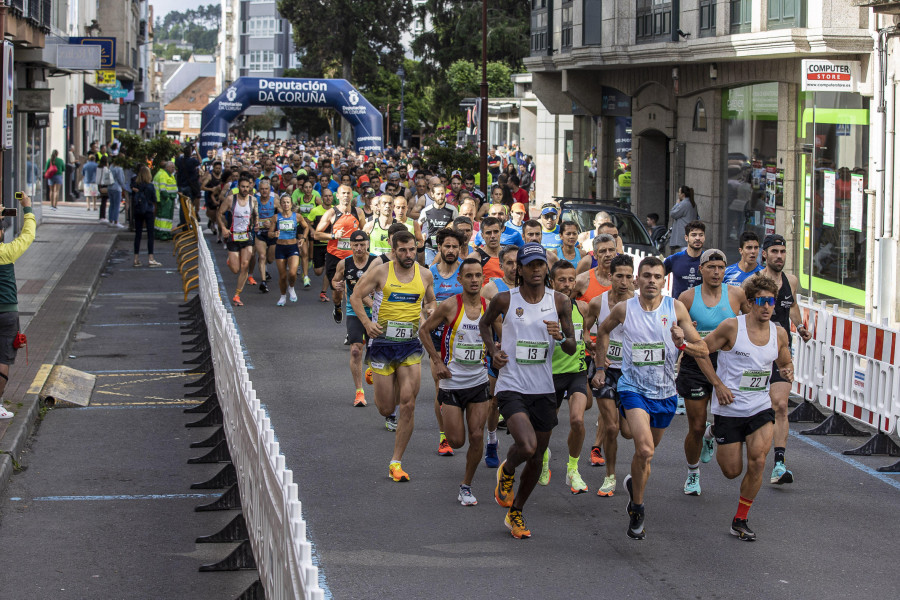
0, 217, 119, 493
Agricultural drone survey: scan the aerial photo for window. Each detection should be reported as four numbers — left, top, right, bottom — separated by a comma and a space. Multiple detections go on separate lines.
245, 51, 281, 71
244, 17, 282, 37
166, 112, 185, 129
189, 113, 202, 129
635, 0, 673, 44
730, 0, 752, 33
768, 0, 806, 29
531, 0, 549, 55
561, 1, 573, 52
693, 99, 707, 131
583, 0, 603, 46
699, 0, 717, 37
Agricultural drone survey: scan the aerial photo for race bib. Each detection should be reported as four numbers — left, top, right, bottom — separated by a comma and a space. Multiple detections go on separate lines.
279, 219, 294, 231
607, 340, 623, 362
232, 231, 250, 242
429, 234, 438, 247
258, 218, 272, 231
385, 320, 416, 342
455, 342, 484, 365
298, 205, 312, 214
337, 238, 352, 250
516, 340, 549, 364
632, 342, 665, 366
573, 322, 583, 342
698, 330, 712, 339
739, 370, 770, 392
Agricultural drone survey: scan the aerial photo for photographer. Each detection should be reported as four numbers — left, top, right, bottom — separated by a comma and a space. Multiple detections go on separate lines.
0, 192, 36, 419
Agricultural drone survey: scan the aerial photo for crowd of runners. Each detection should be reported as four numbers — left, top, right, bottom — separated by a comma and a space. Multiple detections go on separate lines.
195, 137, 811, 543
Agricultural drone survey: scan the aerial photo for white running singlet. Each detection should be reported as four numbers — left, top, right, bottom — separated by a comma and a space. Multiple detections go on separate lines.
618, 295, 678, 399
231, 197, 252, 242
712, 315, 778, 417
441, 296, 489, 390
598, 290, 626, 370
494, 287, 557, 395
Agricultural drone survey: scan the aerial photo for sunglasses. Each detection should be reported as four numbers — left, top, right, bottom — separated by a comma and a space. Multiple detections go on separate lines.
752, 297, 776, 306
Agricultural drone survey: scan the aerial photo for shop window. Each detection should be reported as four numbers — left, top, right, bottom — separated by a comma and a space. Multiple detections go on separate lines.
693, 99, 707, 131
699, 0, 717, 37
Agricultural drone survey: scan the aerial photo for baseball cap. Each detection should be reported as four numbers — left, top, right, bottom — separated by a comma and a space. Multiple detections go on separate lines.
700, 248, 727, 265
358, 174, 370, 185
518, 242, 548, 265
540, 204, 558, 216
388, 172, 401, 180
762, 234, 786, 250
297, 168, 308, 177
281, 166, 293, 174
511, 202, 527, 214
349, 230, 369, 242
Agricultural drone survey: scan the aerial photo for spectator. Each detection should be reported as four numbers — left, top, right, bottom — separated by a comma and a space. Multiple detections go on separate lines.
645, 212, 667, 249
487, 147, 501, 180
153, 162, 178, 240
97, 156, 112, 222
617, 163, 632, 206
0, 192, 36, 419
175, 144, 201, 226
107, 158, 126, 228
508, 174, 529, 205
67, 145, 79, 201
82, 153, 99, 211
44, 149, 65, 211
131, 166, 161, 268
669, 185, 698, 254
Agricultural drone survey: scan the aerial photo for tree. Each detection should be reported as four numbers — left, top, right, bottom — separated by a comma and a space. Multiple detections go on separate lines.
113, 132, 181, 175
446, 60, 513, 98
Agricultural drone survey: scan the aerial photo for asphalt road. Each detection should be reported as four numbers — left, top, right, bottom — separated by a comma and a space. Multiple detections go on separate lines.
215, 235, 900, 600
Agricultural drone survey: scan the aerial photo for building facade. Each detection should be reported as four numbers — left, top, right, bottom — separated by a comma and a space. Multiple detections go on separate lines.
219, 0, 300, 88
525, 0, 882, 313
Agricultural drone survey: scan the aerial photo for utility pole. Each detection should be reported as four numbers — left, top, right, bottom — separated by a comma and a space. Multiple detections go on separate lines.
479, 0, 488, 196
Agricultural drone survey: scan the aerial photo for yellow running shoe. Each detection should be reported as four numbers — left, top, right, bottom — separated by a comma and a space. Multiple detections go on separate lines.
388, 462, 409, 482
494, 460, 515, 507
505, 509, 532, 539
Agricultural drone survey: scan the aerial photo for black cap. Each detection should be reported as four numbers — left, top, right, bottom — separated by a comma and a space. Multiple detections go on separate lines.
349, 230, 369, 242
762, 234, 786, 250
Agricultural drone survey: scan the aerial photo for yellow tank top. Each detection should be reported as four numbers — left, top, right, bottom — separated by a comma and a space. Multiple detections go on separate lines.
374, 262, 426, 341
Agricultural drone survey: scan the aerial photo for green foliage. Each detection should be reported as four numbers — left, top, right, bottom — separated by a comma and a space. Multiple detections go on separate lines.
112, 132, 181, 174
422, 126, 479, 176
153, 4, 220, 54
446, 60, 513, 98
244, 110, 281, 134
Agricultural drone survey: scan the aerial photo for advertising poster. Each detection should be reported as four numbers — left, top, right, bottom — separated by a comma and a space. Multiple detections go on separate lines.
764, 167, 777, 236
823, 170, 836, 227
2, 42, 13, 150
850, 173, 864, 232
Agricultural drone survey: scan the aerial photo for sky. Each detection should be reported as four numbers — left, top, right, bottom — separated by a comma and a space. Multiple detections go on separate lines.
150, 0, 210, 21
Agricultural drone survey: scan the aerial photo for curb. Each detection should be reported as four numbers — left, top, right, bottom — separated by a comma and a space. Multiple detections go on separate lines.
0, 235, 118, 495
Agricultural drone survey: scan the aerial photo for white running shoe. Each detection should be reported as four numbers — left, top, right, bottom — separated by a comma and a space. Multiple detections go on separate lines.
288, 287, 298, 302
277, 295, 287, 306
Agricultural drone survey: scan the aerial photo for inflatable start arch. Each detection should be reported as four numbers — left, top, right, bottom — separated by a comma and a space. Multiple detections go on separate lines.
199, 77, 384, 155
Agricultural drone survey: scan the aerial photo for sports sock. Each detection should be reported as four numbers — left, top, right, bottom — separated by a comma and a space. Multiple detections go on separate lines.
487, 429, 498, 445
774, 447, 786, 464
735, 496, 753, 520
355, 388, 363, 393
703, 424, 714, 440
567, 455, 578, 471
390, 410, 397, 418
688, 462, 700, 474
439, 431, 446, 442
633, 502, 644, 513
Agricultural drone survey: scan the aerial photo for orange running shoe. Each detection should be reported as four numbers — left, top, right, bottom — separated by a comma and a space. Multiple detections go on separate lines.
438, 438, 454, 456
494, 460, 515, 508
590, 446, 605, 467
505, 509, 532, 539
247, 275, 258, 285
388, 462, 409, 482
365, 367, 374, 385
353, 390, 366, 407
232, 294, 243, 306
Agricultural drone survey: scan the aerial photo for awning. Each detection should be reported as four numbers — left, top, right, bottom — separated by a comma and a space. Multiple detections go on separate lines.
83, 82, 109, 102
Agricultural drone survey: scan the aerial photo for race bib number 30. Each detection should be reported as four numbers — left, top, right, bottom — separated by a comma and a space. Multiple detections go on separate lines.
739, 370, 770, 392
633, 342, 665, 366
607, 340, 623, 362
455, 342, 484, 365
516, 340, 549, 364
385, 320, 416, 341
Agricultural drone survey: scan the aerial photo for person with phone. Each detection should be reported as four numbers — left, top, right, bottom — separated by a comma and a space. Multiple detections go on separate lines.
0, 192, 36, 419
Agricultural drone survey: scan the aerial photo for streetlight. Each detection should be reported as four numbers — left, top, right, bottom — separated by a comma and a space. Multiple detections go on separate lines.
396, 66, 406, 149
479, 0, 488, 196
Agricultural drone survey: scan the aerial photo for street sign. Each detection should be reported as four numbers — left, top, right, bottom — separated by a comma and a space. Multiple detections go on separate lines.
68, 37, 116, 69
105, 81, 129, 99
55, 44, 101, 70
96, 70, 116, 86
139, 112, 147, 129
801, 60, 860, 93
143, 108, 165, 123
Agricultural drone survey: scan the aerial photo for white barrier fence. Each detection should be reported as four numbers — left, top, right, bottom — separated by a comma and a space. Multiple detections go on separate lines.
792, 298, 900, 439
196, 229, 324, 600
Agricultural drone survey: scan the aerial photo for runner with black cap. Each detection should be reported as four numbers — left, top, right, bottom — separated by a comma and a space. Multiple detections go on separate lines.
539, 204, 563, 252
480, 242, 577, 538
756, 233, 811, 484
332, 230, 377, 407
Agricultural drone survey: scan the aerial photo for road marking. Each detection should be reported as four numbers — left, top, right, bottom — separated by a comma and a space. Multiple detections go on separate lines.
91, 369, 193, 375
96, 292, 186, 297
80, 403, 201, 410
87, 322, 184, 327
9, 493, 220, 502
789, 430, 900, 491
90, 400, 201, 406
26, 363, 54, 395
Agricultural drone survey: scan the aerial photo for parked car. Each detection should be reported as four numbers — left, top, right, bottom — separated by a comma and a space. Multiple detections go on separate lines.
555, 197, 662, 256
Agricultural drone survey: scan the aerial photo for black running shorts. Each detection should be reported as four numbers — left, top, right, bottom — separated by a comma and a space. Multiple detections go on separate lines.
713, 408, 775, 445
553, 371, 588, 407
496, 391, 558, 433
346, 315, 367, 345
438, 382, 490, 409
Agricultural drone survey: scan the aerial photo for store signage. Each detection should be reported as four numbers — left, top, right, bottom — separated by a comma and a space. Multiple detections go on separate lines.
2, 42, 12, 150
56, 44, 101, 70
96, 70, 116, 86
76, 103, 102, 117
16, 88, 51, 112
68, 37, 116, 69
801, 60, 860, 93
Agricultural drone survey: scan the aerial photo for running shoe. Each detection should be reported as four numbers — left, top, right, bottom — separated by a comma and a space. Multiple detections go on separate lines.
259, 281, 269, 293
248, 275, 258, 286
232, 294, 243, 307
353, 390, 366, 407
277, 296, 287, 307
590, 446, 605, 467
385, 415, 397, 432
365, 368, 374, 385
675, 396, 686, 415
497, 415, 506, 429
289, 287, 298, 302
458, 484, 477, 506
700, 425, 716, 463
343, 334, 350, 346
319, 291, 328, 302
438, 438, 454, 456
0, 406, 14, 419
484, 441, 499, 468
538, 448, 551, 486
388, 462, 409, 482
683, 472, 701, 496
624, 474, 645, 540
566, 468, 588, 494
597, 475, 616, 497
332, 304, 343, 324
265, 271, 272, 281
303, 276, 311, 288
494, 460, 515, 508
730, 518, 756, 541
505, 509, 531, 539
770, 461, 794, 484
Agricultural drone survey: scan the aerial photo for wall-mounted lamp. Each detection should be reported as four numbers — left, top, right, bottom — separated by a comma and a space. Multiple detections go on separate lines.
710, 63, 718, 80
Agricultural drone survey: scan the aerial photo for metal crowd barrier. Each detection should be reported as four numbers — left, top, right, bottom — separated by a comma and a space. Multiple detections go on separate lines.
195, 228, 325, 600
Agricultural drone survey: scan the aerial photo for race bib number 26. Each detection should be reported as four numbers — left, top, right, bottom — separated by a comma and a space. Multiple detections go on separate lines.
385, 320, 416, 342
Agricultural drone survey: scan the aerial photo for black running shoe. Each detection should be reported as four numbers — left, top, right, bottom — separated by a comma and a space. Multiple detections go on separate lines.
731, 518, 756, 541
343, 334, 350, 346
497, 415, 507, 430
265, 271, 272, 281
333, 305, 343, 324
624, 474, 645, 540
259, 281, 269, 293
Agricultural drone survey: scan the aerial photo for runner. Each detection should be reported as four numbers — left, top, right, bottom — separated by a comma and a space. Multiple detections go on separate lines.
584, 254, 635, 496
576, 221, 624, 274
428, 228, 466, 456
591, 256, 707, 539
451, 216, 477, 256
576, 211, 614, 254
350, 230, 437, 482
253, 178, 277, 293
521, 219, 543, 245
468, 217, 505, 282
539, 204, 563, 252
574, 234, 615, 301
481, 243, 577, 538
420, 258, 494, 506
268, 194, 308, 306
473, 204, 524, 248
695, 274, 794, 541
724, 231, 763, 286
316, 184, 366, 323
507, 203, 527, 235
308, 189, 334, 298
548, 221, 583, 266
363, 195, 394, 256
217, 175, 257, 306
294, 178, 322, 289
480, 245, 518, 466
392, 195, 425, 255
418, 183, 457, 266
664, 220, 706, 299
333, 230, 378, 407
755, 234, 811, 484
547, 260, 591, 494
675, 249, 748, 496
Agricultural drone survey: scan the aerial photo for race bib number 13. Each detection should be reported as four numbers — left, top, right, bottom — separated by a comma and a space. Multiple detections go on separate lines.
516, 340, 549, 364
633, 342, 665, 366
